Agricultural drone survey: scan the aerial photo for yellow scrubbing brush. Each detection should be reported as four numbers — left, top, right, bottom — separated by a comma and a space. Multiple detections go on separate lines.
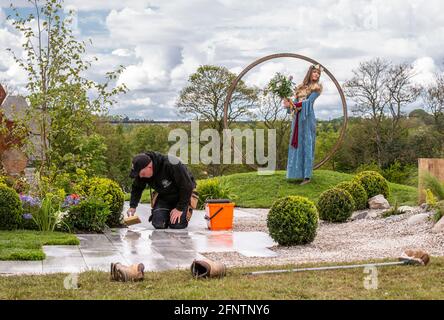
124, 215, 141, 226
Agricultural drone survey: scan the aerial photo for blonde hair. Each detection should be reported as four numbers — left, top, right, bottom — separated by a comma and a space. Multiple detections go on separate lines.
295, 65, 323, 100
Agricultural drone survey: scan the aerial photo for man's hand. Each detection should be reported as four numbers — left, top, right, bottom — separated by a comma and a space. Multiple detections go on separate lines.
127, 208, 136, 217
170, 208, 182, 224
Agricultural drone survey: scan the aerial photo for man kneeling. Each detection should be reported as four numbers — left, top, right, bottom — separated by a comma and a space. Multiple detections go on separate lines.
127, 152, 196, 229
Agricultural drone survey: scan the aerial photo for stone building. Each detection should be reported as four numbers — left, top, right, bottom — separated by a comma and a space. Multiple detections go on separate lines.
0, 84, 41, 177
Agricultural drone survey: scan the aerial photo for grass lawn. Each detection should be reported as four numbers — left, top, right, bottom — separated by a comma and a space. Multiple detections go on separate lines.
124, 170, 418, 208
0, 230, 80, 261
219, 170, 417, 208
0, 257, 443, 299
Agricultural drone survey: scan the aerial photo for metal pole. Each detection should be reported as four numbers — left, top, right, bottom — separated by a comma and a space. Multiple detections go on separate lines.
244, 261, 409, 276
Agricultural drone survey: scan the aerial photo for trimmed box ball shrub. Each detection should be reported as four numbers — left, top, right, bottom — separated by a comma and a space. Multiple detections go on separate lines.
267, 196, 318, 246
352, 170, 390, 199
317, 188, 355, 222
336, 181, 368, 210
80, 177, 124, 227
0, 184, 23, 230
63, 197, 111, 233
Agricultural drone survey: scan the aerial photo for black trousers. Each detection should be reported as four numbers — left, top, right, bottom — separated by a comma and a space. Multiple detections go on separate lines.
150, 195, 189, 229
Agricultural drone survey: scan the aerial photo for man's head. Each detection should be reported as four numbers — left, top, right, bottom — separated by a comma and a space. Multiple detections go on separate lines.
129, 154, 153, 178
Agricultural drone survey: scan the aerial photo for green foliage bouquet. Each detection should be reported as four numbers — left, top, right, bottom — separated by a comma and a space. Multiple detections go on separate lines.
268, 73, 295, 100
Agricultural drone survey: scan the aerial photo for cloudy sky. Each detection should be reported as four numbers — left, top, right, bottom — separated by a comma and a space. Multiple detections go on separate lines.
1, 0, 443, 120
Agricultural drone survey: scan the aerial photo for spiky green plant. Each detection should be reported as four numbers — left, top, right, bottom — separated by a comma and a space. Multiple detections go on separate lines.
382, 200, 405, 218
32, 195, 65, 232
422, 173, 444, 201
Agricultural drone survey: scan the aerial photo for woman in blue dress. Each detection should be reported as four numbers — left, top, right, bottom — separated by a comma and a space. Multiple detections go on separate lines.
283, 64, 323, 185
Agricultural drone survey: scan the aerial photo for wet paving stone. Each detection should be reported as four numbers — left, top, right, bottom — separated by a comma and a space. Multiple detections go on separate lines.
1, 203, 276, 274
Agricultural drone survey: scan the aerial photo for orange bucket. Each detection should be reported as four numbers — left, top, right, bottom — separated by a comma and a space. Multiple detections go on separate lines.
204, 199, 235, 231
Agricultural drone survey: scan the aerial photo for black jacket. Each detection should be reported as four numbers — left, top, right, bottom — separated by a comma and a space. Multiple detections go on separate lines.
129, 151, 196, 211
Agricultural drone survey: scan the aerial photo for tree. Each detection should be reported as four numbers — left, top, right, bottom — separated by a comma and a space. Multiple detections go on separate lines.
344, 58, 420, 168
333, 118, 377, 172
344, 58, 390, 167
383, 62, 420, 165
385, 62, 420, 127
315, 123, 340, 171
177, 65, 257, 176
409, 109, 434, 125
96, 123, 133, 190
7, 0, 127, 177
422, 72, 444, 132
177, 65, 257, 134
129, 125, 170, 155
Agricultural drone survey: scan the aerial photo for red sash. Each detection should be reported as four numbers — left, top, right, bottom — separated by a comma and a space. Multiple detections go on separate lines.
290, 100, 303, 148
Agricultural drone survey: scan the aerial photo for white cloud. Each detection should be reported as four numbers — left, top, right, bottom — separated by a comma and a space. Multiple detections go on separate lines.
170, 55, 200, 89
228, 66, 242, 75
411, 57, 437, 86
2, 0, 444, 120
116, 45, 180, 91
105, 6, 183, 46
128, 97, 152, 106
112, 48, 133, 57
0, 15, 28, 92
0, 0, 147, 11
244, 62, 286, 88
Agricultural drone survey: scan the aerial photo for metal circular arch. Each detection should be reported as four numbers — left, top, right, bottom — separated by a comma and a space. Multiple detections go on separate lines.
223, 53, 348, 170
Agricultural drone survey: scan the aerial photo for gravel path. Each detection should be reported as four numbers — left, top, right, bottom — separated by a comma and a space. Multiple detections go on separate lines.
203, 207, 444, 268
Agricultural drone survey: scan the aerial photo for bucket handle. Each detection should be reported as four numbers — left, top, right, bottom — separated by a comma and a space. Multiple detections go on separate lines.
205, 207, 224, 221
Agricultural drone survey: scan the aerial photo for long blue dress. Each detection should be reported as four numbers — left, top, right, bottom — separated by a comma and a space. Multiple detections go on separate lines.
286, 91, 320, 179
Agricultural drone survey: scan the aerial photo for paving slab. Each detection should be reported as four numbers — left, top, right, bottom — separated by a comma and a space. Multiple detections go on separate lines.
42, 245, 83, 257
0, 261, 43, 275
42, 256, 88, 274
1, 202, 277, 275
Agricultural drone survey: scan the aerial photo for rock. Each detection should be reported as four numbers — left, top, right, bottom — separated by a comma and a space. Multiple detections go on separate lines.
351, 211, 368, 221
398, 206, 416, 214
385, 214, 406, 223
367, 210, 383, 219
368, 195, 390, 210
407, 213, 431, 226
351, 209, 388, 220
432, 216, 444, 233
